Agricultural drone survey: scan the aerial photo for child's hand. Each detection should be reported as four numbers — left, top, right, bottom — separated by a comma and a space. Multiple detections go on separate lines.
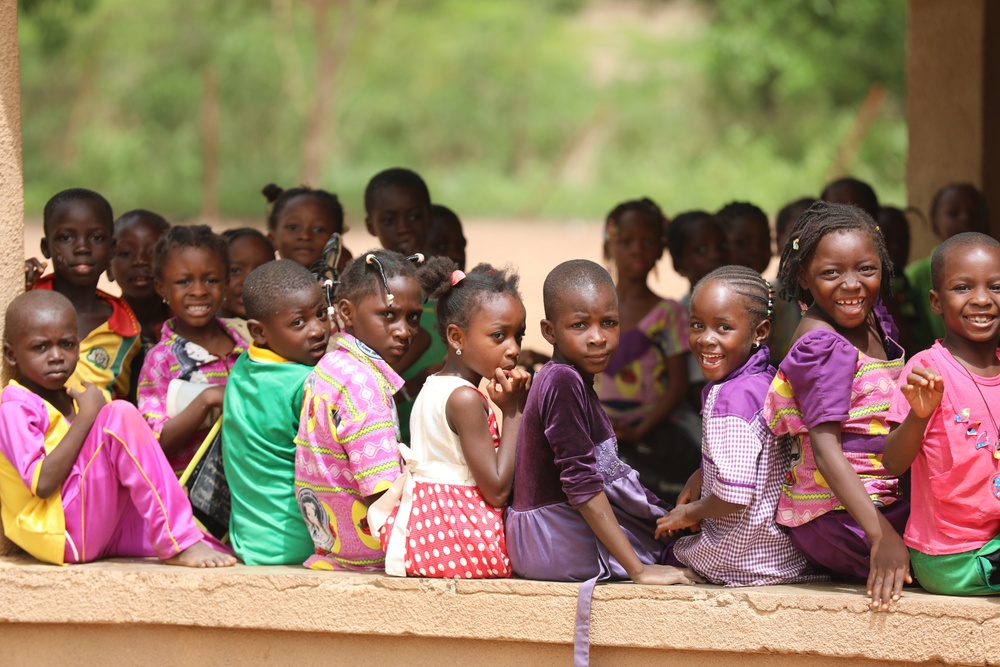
900, 365, 944, 419
632, 564, 704, 586
677, 469, 703, 507
487, 367, 531, 417
654, 504, 699, 539
868, 531, 912, 611
68, 382, 106, 417
199, 385, 226, 410
24, 258, 46, 290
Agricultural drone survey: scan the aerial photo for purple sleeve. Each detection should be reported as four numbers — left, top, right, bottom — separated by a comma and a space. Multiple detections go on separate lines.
538, 366, 605, 507
778, 330, 857, 428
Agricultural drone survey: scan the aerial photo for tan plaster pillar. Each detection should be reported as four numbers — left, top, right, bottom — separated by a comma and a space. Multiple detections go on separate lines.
906, 0, 1000, 259
0, 0, 22, 555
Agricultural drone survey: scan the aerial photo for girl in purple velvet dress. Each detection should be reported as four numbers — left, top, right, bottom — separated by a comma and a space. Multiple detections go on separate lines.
593, 198, 700, 501
505, 259, 700, 586
761, 202, 911, 612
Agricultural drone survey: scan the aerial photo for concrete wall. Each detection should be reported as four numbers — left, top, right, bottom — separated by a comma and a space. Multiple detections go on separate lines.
906, 0, 1000, 259
0, 555, 993, 666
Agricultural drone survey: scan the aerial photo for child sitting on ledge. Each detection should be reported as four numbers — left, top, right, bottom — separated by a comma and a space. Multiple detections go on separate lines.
0, 290, 233, 567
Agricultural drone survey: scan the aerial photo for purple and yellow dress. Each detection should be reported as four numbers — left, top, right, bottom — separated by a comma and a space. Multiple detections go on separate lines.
762, 303, 909, 580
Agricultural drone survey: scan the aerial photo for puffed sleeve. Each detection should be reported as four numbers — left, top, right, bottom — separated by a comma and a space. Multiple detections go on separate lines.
778, 330, 857, 428
539, 365, 605, 507
0, 389, 50, 494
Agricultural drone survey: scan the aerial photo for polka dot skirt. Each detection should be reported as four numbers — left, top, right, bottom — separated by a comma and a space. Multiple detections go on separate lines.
380, 482, 511, 579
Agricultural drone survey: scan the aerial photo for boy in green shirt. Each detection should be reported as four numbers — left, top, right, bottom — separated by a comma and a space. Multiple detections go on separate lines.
222, 260, 332, 564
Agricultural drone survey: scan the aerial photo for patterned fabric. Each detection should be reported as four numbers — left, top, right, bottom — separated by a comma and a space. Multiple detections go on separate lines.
138, 318, 246, 472
33, 274, 141, 401
294, 332, 403, 571
671, 348, 821, 586
370, 374, 511, 578
763, 306, 904, 527
887, 343, 1000, 555
595, 298, 688, 425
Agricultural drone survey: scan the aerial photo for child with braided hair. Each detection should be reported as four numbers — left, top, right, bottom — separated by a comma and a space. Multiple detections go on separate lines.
656, 265, 821, 586
762, 201, 910, 611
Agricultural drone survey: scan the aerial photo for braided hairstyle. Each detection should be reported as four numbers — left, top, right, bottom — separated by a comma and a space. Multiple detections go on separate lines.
152, 224, 229, 278
694, 265, 773, 330
261, 183, 345, 233
336, 249, 447, 306
775, 201, 892, 304
422, 261, 522, 341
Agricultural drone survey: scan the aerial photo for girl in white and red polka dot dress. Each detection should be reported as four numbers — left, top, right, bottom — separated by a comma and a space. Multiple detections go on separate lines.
368, 262, 532, 578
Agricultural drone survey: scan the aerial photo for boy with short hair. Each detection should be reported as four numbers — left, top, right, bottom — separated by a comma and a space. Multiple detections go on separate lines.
33, 188, 140, 400
221, 260, 332, 565
0, 290, 233, 567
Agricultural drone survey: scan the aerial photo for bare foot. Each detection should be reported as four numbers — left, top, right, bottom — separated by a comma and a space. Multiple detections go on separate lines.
165, 540, 237, 568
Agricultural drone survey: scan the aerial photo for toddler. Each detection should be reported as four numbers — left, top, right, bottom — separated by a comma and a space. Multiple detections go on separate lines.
222, 260, 331, 565
0, 290, 234, 567
139, 225, 246, 473
33, 188, 141, 401
883, 232, 1000, 595
370, 261, 532, 578
763, 201, 909, 611
656, 266, 821, 586
294, 250, 428, 570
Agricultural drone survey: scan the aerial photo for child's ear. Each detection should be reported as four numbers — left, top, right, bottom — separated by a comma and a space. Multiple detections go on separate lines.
797, 266, 809, 293
445, 322, 464, 354
754, 319, 772, 347
266, 230, 276, 247
929, 289, 942, 316
540, 319, 556, 346
337, 298, 355, 328
3, 342, 16, 368
364, 215, 377, 237
39, 237, 51, 260
154, 278, 166, 303
246, 319, 267, 347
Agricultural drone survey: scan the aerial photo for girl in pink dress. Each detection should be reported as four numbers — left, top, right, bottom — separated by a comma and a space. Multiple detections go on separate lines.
370, 262, 532, 578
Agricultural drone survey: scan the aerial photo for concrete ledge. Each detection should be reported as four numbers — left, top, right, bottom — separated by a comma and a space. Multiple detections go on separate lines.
0, 555, 997, 666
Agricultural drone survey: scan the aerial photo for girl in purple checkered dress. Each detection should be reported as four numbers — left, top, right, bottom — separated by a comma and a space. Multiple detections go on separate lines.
656, 266, 820, 586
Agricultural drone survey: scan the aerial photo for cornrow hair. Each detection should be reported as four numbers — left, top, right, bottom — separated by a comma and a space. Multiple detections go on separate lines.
422, 261, 522, 341
775, 200, 892, 304
604, 197, 667, 253
222, 227, 276, 255
43, 188, 114, 236
715, 201, 767, 230
152, 224, 229, 279
336, 249, 441, 305
261, 183, 345, 233
930, 182, 990, 231
363, 167, 431, 213
695, 265, 772, 326
114, 209, 170, 235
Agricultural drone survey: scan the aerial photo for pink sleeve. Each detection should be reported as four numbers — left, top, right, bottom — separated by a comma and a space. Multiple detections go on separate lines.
137, 343, 173, 438
0, 391, 49, 494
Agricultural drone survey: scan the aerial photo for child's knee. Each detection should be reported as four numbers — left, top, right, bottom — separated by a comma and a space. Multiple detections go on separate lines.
99, 399, 149, 432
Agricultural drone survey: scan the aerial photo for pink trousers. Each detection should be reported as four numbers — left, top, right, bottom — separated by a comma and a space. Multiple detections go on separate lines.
60, 401, 209, 563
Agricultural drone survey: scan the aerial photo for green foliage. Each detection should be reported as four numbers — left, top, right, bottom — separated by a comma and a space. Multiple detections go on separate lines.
19, 0, 909, 224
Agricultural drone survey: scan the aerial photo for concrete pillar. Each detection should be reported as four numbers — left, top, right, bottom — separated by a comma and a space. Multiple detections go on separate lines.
0, 0, 21, 555
906, 0, 1000, 259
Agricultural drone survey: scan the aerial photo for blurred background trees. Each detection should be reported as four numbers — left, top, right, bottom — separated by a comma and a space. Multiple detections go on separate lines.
18, 0, 907, 223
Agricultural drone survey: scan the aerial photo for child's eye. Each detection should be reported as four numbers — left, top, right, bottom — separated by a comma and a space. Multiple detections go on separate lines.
57, 233, 72, 242
312, 225, 328, 235
492, 331, 505, 341
230, 267, 242, 276
571, 322, 586, 330
284, 223, 299, 231
602, 319, 618, 328
61, 340, 77, 349
690, 322, 703, 331
116, 249, 132, 259
719, 324, 733, 332
90, 233, 108, 243
382, 311, 395, 319
292, 317, 304, 327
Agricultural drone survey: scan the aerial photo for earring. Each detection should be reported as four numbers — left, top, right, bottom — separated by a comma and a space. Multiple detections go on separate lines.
456, 349, 462, 356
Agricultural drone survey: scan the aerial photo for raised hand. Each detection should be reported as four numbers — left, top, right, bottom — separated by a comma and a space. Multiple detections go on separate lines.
67, 382, 106, 417
900, 365, 944, 419
486, 367, 531, 417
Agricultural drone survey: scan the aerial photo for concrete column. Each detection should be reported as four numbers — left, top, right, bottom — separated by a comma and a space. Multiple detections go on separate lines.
906, 0, 1000, 259
0, 0, 22, 555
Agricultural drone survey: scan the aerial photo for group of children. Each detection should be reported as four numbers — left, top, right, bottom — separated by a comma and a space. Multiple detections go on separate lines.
2, 169, 999, 617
